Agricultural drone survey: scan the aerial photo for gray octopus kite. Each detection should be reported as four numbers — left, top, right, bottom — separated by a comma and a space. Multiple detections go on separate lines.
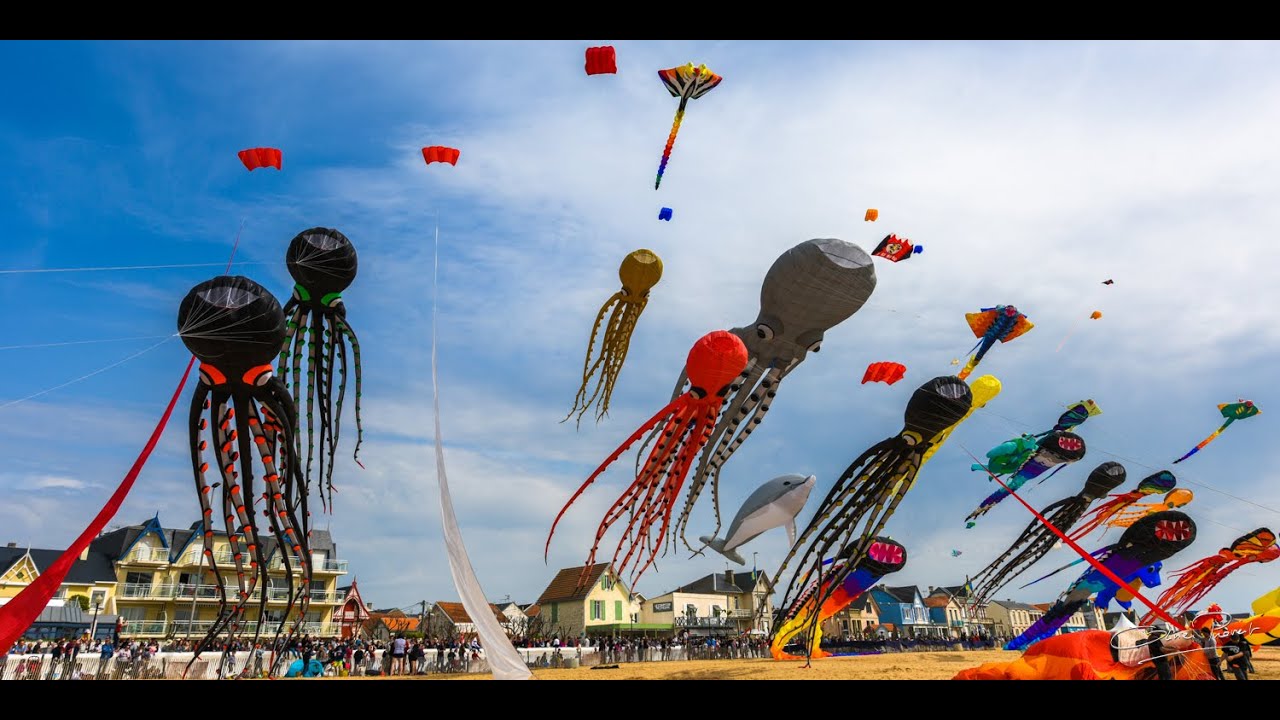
650, 238, 878, 551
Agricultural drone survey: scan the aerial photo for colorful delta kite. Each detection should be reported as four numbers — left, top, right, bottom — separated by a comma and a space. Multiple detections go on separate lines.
238, 147, 282, 171
422, 146, 460, 166
919, 375, 1002, 467
664, 239, 877, 552
1141, 528, 1279, 623
1173, 400, 1260, 464
771, 537, 906, 661
861, 361, 906, 385
1103, 488, 1193, 529
1069, 470, 1178, 543
279, 228, 364, 510
774, 377, 973, 637
966, 462, 1127, 607
585, 45, 617, 75
1005, 510, 1197, 651
699, 474, 816, 565
871, 234, 922, 262
864, 209, 878, 221
964, 431, 1086, 526
653, 63, 722, 190
546, 330, 748, 586
658, 207, 673, 221
177, 276, 310, 673
564, 250, 663, 425
957, 305, 1033, 381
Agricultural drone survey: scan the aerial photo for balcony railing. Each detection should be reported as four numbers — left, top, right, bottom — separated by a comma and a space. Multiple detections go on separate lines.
123, 547, 169, 564
128, 620, 331, 637
727, 609, 754, 618
674, 616, 737, 628
117, 583, 341, 604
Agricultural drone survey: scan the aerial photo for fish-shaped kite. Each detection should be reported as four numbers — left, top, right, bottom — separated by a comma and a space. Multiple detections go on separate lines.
1173, 400, 1260, 464
699, 474, 816, 565
653, 63, 722, 190
958, 305, 1033, 380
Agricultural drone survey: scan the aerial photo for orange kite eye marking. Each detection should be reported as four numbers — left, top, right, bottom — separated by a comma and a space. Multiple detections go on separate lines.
200, 484, 211, 493
230, 485, 241, 494
199, 440, 208, 451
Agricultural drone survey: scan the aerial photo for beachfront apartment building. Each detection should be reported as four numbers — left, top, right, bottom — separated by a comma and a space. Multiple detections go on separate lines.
640, 569, 775, 637
989, 600, 1044, 638
1, 514, 351, 641
870, 586, 933, 638
535, 563, 647, 638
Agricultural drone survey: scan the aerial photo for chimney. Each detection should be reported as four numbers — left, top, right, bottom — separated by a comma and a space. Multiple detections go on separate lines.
5, 542, 15, 548
725, 569, 734, 588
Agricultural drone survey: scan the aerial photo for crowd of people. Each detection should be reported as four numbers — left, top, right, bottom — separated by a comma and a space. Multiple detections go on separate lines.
1, 627, 1264, 679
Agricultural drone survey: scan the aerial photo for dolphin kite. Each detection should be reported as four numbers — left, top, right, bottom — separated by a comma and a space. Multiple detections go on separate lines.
700, 474, 816, 565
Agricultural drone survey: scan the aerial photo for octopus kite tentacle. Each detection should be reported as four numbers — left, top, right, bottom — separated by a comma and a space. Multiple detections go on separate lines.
1068, 470, 1177, 543
333, 317, 363, 468
967, 461, 1127, 607
546, 330, 748, 588
564, 250, 662, 426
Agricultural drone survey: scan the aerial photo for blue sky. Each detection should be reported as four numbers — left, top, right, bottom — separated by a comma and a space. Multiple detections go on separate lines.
2, 40, 1279, 616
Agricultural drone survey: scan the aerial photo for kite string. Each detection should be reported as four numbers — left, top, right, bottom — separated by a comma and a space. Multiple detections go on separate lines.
958, 443, 1184, 630
0, 335, 175, 352
0, 261, 269, 275
0, 223, 248, 411
0, 336, 175, 410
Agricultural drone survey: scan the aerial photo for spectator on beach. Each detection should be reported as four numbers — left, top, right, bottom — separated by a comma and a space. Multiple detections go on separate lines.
390, 634, 407, 676
1223, 643, 1249, 681
1199, 629, 1225, 680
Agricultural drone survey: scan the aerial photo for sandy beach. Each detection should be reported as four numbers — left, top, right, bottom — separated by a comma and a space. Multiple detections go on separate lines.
346, 646, 1279, 680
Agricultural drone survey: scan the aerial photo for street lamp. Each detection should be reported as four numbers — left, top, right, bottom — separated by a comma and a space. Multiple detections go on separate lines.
89, 591, 105, 641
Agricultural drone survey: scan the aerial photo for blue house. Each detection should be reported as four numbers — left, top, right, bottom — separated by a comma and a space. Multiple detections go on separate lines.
869, 585, 932, 637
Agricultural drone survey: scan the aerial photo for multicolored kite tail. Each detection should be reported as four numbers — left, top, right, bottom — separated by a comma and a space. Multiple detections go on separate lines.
1172, 400, 1260, 463
654, 63, 722, 190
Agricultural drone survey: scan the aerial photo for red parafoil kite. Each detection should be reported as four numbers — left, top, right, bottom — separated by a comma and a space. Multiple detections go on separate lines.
585, 46, 617, 75
238, 147, 282, 171
862, 361, 906, 385
422, 146, 460, 166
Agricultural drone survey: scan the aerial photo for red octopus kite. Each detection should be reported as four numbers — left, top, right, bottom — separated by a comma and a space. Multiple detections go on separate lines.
862, 361, 906, 385
585, 46, 617, 75
238, 147, 282, 171
422, 146, 460, 166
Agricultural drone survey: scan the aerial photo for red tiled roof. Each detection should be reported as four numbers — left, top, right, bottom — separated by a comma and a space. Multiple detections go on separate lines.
1033, 603, 1052, 612
524, 604, 541, 618
436, 601, 506, 625
537, 563, 610, 604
